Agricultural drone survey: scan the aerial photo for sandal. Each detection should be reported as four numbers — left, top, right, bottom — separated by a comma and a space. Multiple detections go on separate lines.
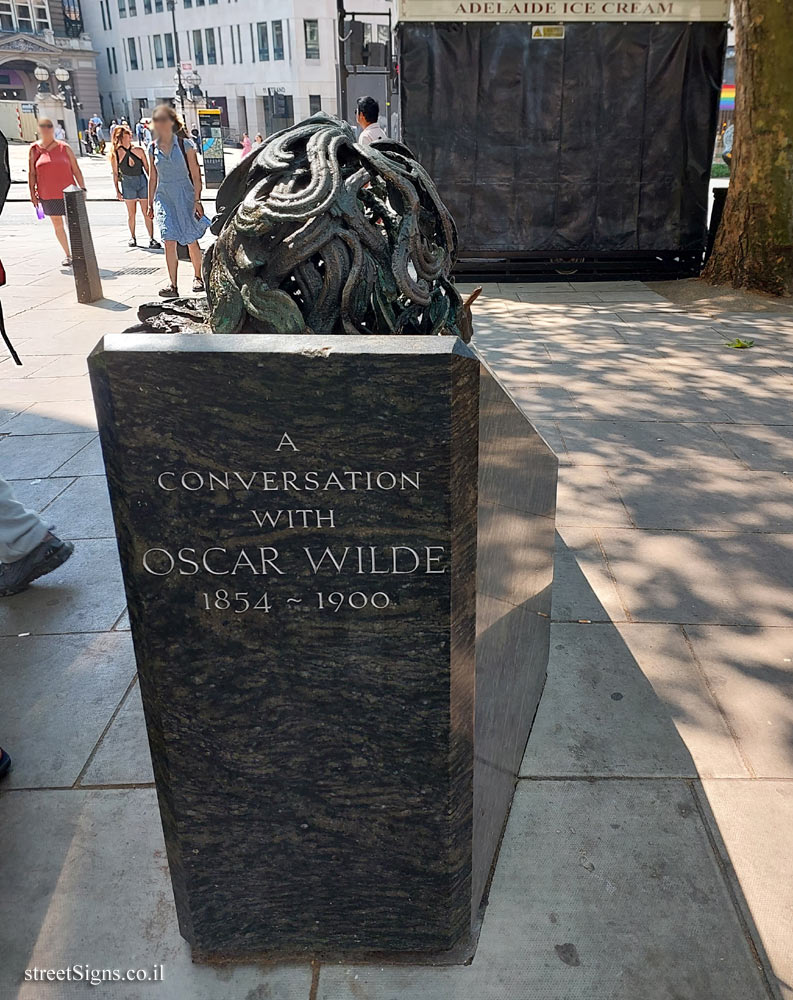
128, 237, 137, 247
158, 284, 178, 298
192, 277, 205, 293
62, 257, 72, 267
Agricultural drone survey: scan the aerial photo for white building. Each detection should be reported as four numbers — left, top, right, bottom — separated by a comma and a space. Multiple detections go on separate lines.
80, 0, 392, 139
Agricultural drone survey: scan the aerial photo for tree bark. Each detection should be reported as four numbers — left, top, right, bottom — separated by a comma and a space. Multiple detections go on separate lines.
702, 0, 793, 295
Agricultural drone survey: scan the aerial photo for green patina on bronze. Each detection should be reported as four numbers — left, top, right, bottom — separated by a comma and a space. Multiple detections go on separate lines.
203, 113, 472, 339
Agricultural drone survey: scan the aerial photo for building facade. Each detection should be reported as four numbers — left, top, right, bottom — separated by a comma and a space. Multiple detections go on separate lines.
0, 0, 100, 130
80, 0, 391, 139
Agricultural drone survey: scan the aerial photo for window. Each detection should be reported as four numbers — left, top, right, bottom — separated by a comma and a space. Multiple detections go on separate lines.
216, 24, 223, 62
99, 0, 107, 30
309, 94, 321, 115
264, 92, 293, 134
272, 19, 283, 60
205, 26, 216, 64
0, 1, 13, 31
256, 21, 269, 61
154, 0, 162, 10
15, 2, 33, 31
118, 0, 126, 17
378, 24, 389, 44
195, 0, 204, 5
229, 24, 235, 63
128, 0, 136, 14
304, 19, 319, 59
33, 1, 49, 29
363, 23, 372, 44
192, 27, 204, 64
152, 33, 164, 68
143, 0, 150, 10
164, 31, 175, 66
106, 47, 113, 73
128, 36, 139, 69
183, 0, 191, 5
236, 24, 242, 62
112, 47, 118, 73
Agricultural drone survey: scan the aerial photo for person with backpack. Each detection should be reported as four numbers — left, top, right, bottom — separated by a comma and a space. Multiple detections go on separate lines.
146, 104, 208, 298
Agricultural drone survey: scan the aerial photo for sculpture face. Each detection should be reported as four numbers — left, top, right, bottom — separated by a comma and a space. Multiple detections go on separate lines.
205, 113, 471, 339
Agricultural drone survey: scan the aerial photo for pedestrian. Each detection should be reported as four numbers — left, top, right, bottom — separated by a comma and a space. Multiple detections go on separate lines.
254, 132, 263, 146
241, 132, 252, 157
110, 124, 162, 249
355, 96, 386, 147
147, 103, 208, 298
54, 122, 66, 140
0, 476, 73, 597
190, 124, 200, 144
28, 116, 86, 267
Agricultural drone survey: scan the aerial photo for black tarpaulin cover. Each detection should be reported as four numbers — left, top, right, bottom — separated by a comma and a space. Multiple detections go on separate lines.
398, 22, 726, 254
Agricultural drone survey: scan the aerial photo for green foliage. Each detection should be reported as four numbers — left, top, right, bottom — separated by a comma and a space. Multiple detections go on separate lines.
725, 337, 755, 349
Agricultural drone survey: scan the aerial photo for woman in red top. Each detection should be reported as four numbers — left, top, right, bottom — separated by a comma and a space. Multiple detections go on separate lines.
28, 117, 86, 267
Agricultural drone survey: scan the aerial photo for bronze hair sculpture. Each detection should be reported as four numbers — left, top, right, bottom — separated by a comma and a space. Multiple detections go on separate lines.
138, 113, 476, 340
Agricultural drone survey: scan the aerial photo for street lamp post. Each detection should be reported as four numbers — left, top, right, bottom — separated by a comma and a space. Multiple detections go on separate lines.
166, 0, 186, 117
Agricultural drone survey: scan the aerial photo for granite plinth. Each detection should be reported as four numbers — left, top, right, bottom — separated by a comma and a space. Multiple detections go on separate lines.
88, 333, 557, 962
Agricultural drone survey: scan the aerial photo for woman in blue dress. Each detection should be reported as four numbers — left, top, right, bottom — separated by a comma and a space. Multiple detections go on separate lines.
146, 104, 209, 298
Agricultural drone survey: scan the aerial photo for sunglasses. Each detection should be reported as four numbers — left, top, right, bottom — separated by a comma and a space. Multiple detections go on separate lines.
39, 123, 54, 129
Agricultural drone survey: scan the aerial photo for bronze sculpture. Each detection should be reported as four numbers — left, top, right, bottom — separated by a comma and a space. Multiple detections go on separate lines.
138, 114, 476, 341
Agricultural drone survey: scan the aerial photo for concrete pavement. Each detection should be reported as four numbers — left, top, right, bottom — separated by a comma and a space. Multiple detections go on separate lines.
1, 201, 792, 999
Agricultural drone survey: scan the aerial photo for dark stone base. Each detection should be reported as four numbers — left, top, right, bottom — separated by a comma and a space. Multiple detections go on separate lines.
89, 332, 556, 961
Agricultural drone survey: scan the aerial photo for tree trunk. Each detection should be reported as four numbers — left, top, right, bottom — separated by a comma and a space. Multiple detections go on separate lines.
702, 0, 793, 295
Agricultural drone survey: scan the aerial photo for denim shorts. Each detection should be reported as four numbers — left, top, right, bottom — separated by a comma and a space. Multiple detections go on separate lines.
121, 173, 148, 200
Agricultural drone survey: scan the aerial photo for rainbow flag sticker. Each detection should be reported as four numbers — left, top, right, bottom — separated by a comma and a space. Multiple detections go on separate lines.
721, 84, 736, 110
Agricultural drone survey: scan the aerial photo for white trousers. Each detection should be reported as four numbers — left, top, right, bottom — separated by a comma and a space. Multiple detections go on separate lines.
0, 476, 49, 563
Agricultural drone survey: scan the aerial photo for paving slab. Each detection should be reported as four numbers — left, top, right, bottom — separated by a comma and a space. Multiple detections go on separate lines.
80, 681, 155, 786
597, 528, 793, 626
712, 424, 793, 473
521, 623, 747, 778
0, 399, 98, 435
52, 436, 106, 476
555, 465, 633, 528
0, 788, 314, 1000
569, 386, 734, 423
317, 780, 769, 1000
699, 780, 793, 1000
551, 527, 627, 623
0, 537, 126, 636
685, 626, 793, 778
0, 632, 135, 788
608, 466, 793, 531
0, 431, 96, 479
41, 475, 115, 539
557, 418, 744, 467
3, 476, 74, 512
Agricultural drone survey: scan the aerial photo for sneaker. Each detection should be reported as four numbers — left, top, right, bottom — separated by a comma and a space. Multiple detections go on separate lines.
62, 257, 72, 267
158, 284, 178, 298
192, 276, 205, 293
0, 534, 74, 598
128, 236, 137, 247
149, 238, 162, 249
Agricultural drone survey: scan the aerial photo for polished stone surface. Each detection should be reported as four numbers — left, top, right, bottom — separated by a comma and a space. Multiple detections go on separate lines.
89, 333, 556, 961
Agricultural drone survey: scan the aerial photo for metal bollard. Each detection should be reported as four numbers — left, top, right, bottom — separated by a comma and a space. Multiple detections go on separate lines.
64, 184, 103, 303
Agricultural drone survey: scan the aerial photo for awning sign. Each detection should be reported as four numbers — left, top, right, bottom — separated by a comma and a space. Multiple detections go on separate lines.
398, 0, 730, 20
532, 23, 565, 35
